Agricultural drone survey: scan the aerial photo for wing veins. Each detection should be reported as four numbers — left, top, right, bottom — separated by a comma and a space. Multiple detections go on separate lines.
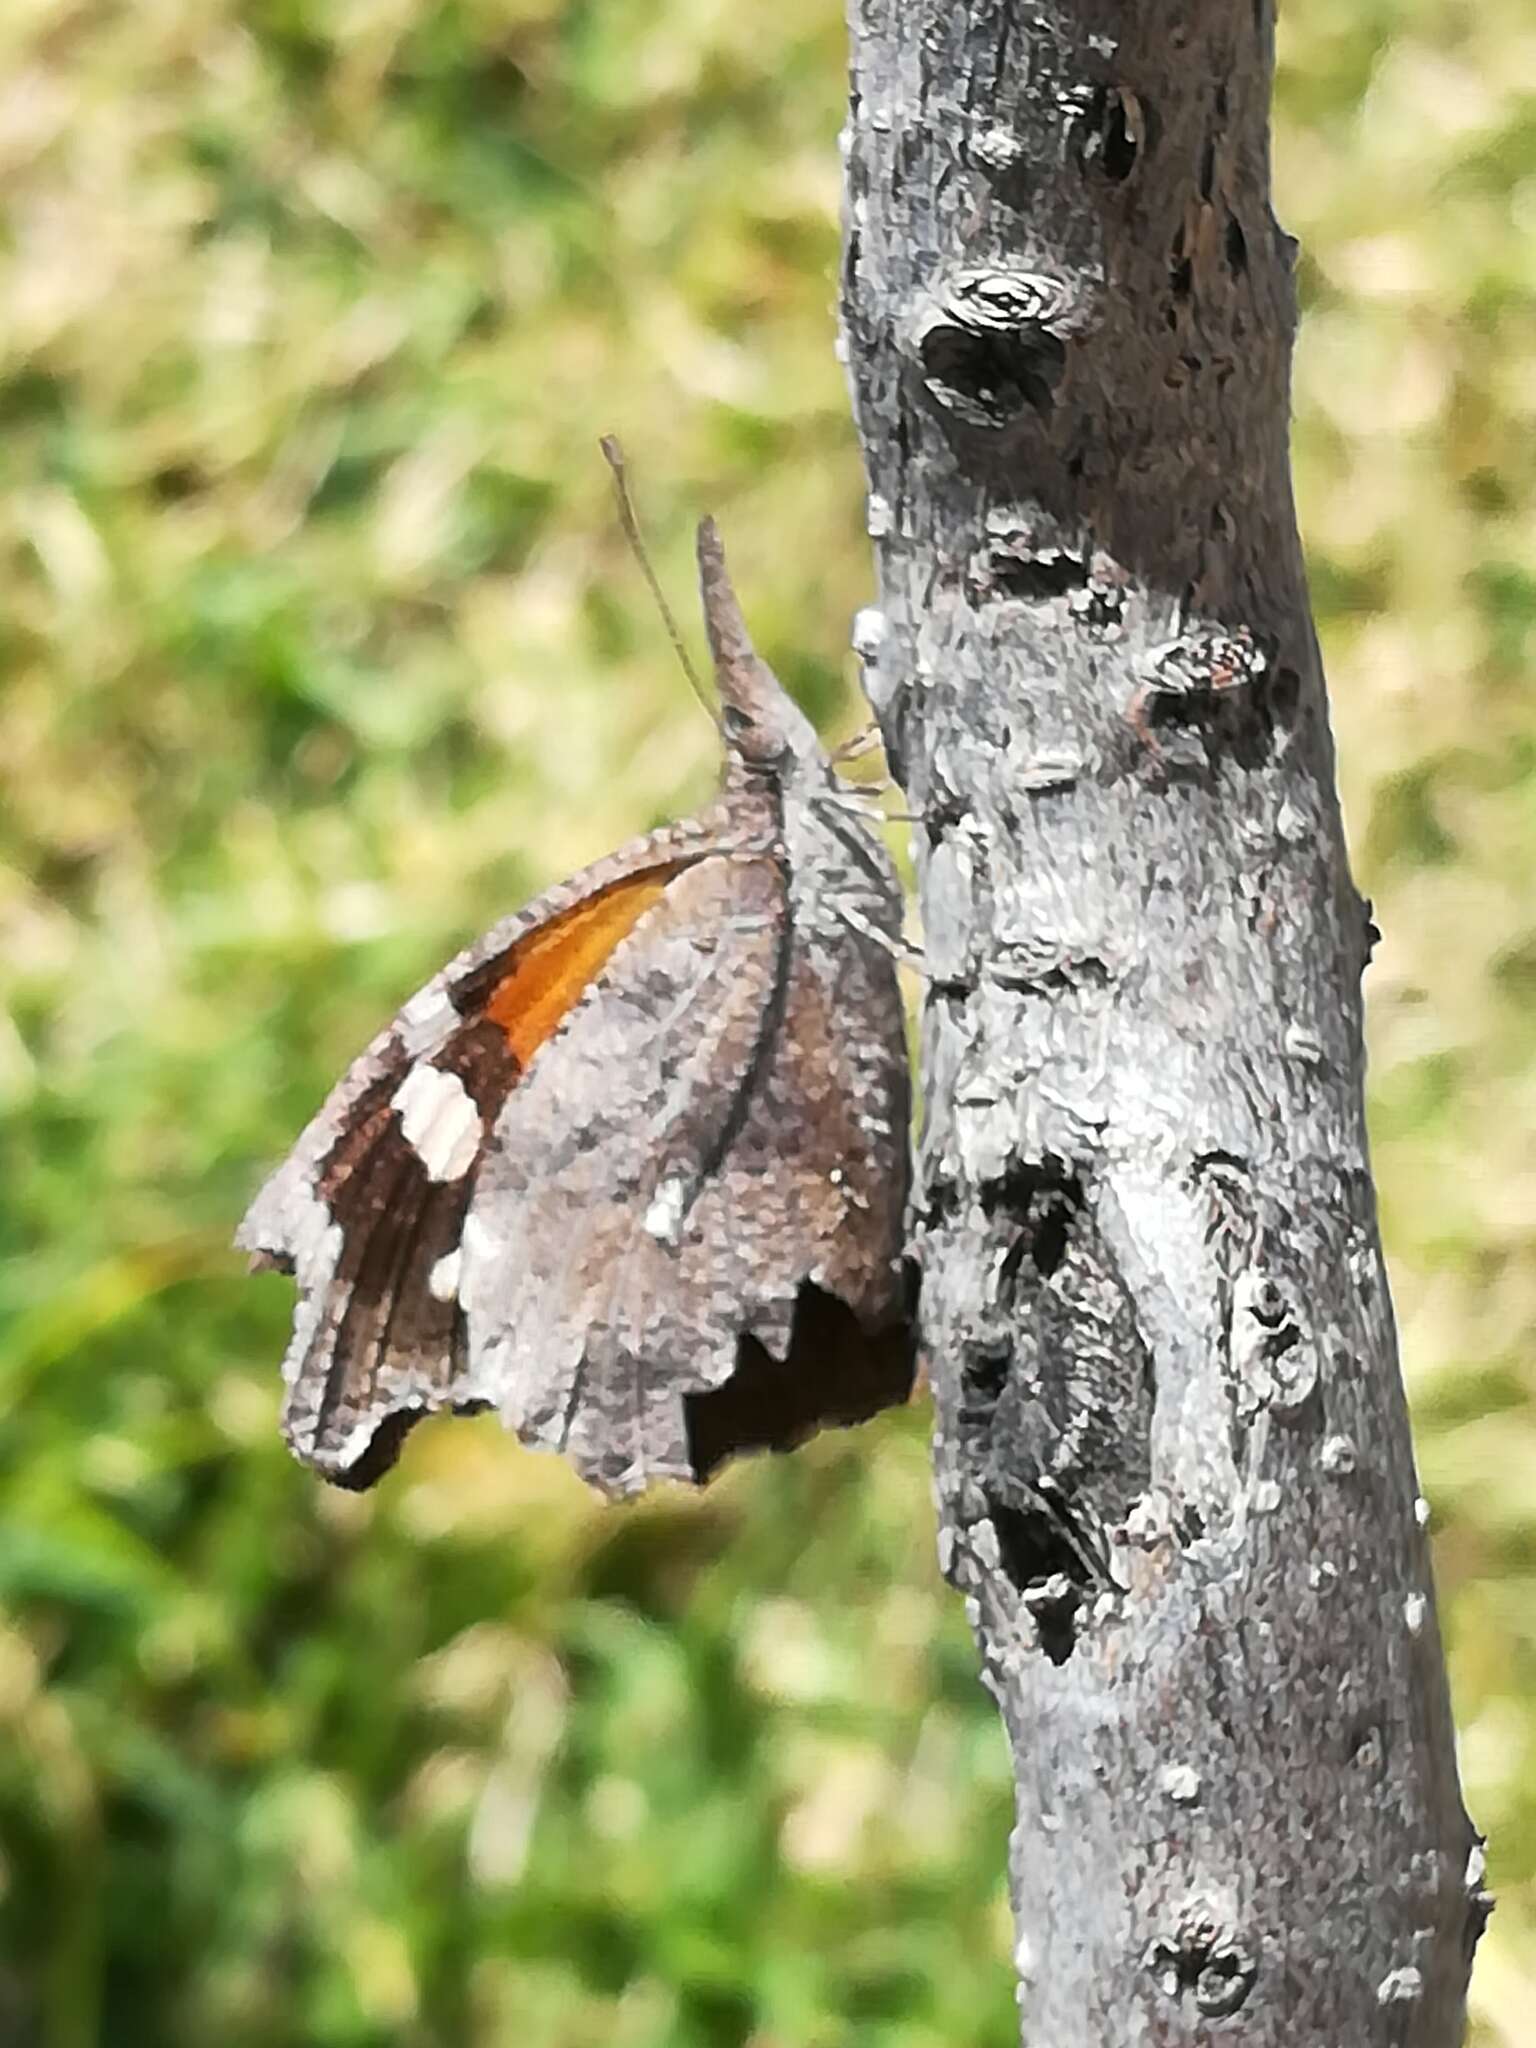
311, 1140, 423, 1450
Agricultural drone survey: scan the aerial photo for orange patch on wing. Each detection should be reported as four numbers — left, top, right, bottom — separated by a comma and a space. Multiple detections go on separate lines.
484, 866, 687, 1068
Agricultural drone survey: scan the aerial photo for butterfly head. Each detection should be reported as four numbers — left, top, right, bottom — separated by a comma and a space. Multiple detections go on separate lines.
697, 518, 823, 774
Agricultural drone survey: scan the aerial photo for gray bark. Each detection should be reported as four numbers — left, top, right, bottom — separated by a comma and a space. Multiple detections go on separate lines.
838, 4, 1487, 2042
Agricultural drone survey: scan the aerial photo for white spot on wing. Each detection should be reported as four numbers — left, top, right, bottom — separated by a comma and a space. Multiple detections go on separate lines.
392, 1065, 483, 1182
428, 1247, 462, 1302
643, 1177, 688, 1246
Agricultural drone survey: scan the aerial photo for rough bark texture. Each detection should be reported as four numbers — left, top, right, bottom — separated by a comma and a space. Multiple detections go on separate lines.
839, 4, 1487, 2042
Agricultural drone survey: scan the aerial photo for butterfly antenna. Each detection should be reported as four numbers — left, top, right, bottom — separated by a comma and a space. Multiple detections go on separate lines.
599, 435, 715, 721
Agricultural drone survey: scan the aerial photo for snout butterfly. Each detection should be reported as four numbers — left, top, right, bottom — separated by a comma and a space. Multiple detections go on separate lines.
238, 496, 914, 1497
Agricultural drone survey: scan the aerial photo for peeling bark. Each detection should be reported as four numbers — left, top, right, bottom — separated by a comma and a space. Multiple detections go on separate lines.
839, 4, 1486, 2041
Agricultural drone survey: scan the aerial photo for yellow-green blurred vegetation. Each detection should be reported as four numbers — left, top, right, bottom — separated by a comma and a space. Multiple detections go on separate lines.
0, 1, 1531, 2042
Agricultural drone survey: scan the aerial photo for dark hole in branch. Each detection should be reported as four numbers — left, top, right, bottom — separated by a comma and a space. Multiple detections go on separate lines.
979, 1158, 1083, 1279
1101, 91, 1140, 181
921, 324, 1065, 426
988, 1504, 1088, 1661
1198, 135, 1217, 199
987, 550, 1087, 602
959, 1338, 1012, 1422
1082, 86, 1154, 183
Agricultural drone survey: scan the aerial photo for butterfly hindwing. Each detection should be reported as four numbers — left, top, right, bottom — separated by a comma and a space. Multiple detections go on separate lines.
457, 851, 793, 1493
668, 787, 913, 1478
455, 828, 911, 1498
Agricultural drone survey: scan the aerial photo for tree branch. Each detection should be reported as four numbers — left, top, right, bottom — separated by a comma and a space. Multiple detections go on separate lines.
839, 3, 1487, 2039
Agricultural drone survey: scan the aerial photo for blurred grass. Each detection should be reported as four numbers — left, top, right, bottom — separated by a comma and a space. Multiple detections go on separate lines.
0, 2, 1531, 2042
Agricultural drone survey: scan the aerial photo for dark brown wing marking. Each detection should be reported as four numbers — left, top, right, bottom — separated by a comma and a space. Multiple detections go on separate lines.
311, 1019, 518, 1459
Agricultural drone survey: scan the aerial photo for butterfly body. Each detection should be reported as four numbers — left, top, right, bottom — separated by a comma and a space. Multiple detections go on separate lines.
239, 522, 912, 1496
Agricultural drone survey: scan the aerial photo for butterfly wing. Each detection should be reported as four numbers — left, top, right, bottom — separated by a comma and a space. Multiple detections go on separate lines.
239, 804, 912, 1494
455, 844, 912, 1496
236, 824, 712, 1485
670, 841, 913, 1486
241, 513, 915, 1496
455, 850, 792, 1492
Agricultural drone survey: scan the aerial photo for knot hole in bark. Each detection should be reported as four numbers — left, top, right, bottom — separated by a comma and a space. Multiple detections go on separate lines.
1078, 85, 1156, 184
913, 268, 1081, 429
1145, 1905, 1259, 2019
954, 1159, 1156, 1662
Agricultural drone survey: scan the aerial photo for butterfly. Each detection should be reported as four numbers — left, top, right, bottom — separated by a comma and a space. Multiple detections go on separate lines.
237, 516, 915, 1498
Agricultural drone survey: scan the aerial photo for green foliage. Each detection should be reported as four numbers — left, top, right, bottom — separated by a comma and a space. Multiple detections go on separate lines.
1, 1, 1532, 2041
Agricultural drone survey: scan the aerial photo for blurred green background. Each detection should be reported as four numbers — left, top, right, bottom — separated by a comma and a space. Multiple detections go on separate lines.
0, 2, 1531, 2042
